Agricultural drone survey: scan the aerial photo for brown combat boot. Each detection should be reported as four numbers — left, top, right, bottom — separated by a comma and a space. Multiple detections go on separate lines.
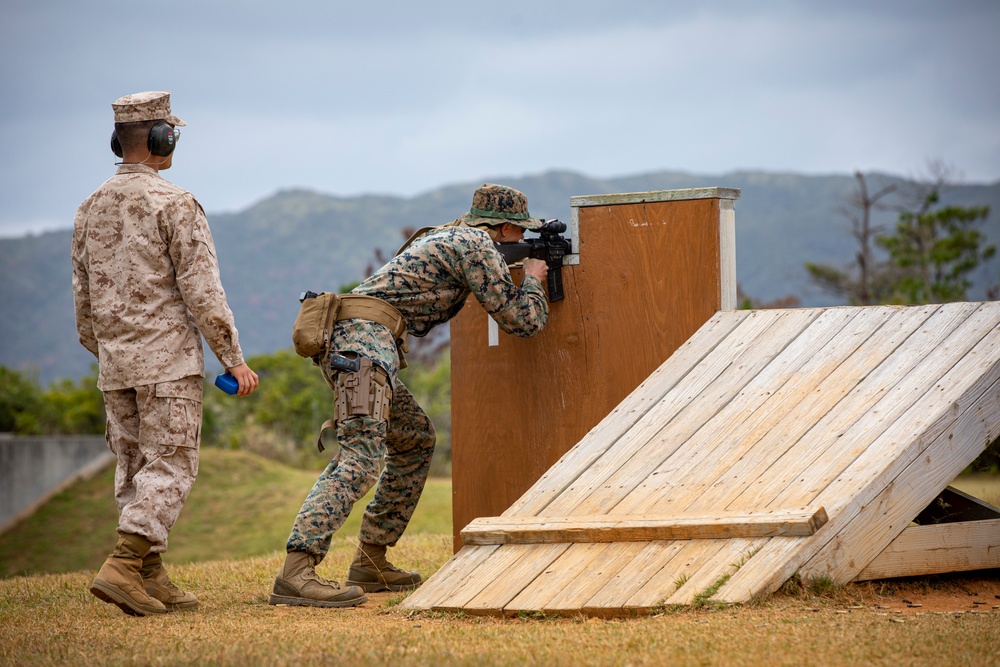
269, 551, 367, 608
140, 553, 199, 612
346, 542, 422, 592
90, 533, 167, 616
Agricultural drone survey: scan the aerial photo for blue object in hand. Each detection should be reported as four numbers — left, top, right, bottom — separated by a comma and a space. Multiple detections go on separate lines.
215, 372, 239, 395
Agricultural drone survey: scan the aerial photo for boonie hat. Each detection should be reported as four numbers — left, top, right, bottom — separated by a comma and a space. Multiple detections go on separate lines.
459, 184, 543, 230
112, 91, 186, 126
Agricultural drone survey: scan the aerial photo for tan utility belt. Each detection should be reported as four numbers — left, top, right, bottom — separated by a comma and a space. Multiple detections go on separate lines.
337, 294, 408, 348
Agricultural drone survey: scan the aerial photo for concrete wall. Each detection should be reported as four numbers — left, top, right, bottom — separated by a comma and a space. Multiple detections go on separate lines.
0, 435, 111, 533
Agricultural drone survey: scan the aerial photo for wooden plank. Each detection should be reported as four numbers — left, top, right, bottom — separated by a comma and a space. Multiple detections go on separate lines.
800, 376, 1000, 583
539, 310, 822, 516
502, 542, 646, 615
617, 305, 887, 515
503, 310, 751, 518
854, 519, 1000, 581
539, 542, 651, 614
665, 538, 769, 606
623, 540, 729, 608
430, 545, 539, 611
519, 309, 782, 518
705, 536, 798, 604
461, 508, 828, 545
757, 302, 987, 512
581, 541, 688, 613
713, 315, 1000, 602
570, 187, 741, 208
502, 543, 626, 613
719, 199, 737, 310
683, 302, 946, 515
460, 543, 572, 613
399, 544, 500, 610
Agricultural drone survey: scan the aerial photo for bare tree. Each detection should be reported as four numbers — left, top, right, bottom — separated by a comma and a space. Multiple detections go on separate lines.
805, 171, 898, 305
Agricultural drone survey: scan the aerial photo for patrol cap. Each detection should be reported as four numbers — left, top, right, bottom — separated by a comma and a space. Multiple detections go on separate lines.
459, 184, 543, 230
112, 91, 187, 126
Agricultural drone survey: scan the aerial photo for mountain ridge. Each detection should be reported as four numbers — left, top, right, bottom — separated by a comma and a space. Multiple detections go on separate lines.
2, 168, 997, 383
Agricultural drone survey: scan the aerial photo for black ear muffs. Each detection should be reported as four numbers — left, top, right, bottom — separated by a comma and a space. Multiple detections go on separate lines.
110, 122, 177, 159
110, 130, 123, 158
147, 122, 177, 157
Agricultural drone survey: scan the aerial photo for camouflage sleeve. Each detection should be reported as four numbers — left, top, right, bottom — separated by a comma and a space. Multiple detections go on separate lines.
70, 204, 99, 358
165, 194, 245, 369
459, 233, 549, 337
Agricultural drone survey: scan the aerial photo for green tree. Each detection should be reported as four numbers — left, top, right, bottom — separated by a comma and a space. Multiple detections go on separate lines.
37, 371, 105, 435
203, 349, 333, 468
0, 366, 43, 433
0, 364, 104, 435
878, 193, 994, 303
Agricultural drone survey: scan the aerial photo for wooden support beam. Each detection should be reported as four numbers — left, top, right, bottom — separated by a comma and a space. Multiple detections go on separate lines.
854, 518, 1000, 581
461, 508, 828, 546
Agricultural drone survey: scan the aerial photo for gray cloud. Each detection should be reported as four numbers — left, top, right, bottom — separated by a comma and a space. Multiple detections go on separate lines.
2, 0, 998, 236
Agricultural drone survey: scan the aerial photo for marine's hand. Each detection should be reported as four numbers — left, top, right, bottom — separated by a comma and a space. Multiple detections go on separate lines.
227, 363, 260, 396
522, 258, 548, 284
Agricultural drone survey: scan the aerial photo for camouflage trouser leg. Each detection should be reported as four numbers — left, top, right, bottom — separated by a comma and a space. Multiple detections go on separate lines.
285, 416, 386, 557
103, 377, 203, 553
359, 380, 436, 546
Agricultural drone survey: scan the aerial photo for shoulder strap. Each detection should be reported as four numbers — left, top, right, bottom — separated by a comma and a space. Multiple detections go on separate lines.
395, 218, 470, 256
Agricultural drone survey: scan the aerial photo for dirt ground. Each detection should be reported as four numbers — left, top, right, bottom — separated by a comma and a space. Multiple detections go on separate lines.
779, 570, 1000, 617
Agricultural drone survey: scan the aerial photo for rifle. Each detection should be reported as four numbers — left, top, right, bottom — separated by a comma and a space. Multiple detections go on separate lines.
495, 219, 572, 302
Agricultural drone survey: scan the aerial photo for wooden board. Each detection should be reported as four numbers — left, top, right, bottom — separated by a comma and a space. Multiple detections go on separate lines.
450, 193, 736, 549
461, 508, 828, 545
854, 519, 1000, 580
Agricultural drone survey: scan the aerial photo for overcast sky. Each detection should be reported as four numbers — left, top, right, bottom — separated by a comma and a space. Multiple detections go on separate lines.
2, 1, 998, 237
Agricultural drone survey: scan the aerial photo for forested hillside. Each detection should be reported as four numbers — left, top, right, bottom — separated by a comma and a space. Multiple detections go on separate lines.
2, 169, 998, 383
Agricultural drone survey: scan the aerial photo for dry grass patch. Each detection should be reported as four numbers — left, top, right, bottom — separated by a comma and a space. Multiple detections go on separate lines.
2, 535, 998, 667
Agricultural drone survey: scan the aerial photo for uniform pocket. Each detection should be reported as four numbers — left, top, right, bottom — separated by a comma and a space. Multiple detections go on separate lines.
148, 377, 203, 448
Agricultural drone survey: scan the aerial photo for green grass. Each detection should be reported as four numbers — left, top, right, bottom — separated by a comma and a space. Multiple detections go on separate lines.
0, 448, 452, 578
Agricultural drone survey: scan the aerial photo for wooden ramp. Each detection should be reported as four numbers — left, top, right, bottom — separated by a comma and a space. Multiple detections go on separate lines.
402, 302, 1000, 615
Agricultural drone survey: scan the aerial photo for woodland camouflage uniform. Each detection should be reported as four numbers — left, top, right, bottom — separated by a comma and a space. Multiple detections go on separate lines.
273, 184, 549, 605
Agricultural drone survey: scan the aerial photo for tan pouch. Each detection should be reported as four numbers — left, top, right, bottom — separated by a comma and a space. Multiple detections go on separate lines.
291, 291, 341, 359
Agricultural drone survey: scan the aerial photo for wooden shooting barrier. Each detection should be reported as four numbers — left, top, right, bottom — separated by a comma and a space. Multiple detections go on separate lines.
448, 188, 739, 551
407, 185, 1000, 616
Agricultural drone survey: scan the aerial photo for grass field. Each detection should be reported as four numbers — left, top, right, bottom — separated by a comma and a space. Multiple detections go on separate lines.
1, 544, 998, 667
1, 450, 998, 666
0, 448, 452, 578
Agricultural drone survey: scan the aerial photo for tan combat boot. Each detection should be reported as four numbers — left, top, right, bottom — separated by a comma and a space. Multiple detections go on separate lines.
90, 533, 167, 616
346, 542, 422, 592
140, 553, 199, 612
269, 551, 367, 608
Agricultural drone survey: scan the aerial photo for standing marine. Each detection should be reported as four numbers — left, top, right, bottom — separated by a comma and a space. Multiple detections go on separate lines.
72, 91, 259, 616
270, 183, 551, 607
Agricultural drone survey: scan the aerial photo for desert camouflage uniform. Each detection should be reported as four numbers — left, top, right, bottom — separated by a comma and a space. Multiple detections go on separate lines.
72, 163, 245, 551
286, 225, 548, 555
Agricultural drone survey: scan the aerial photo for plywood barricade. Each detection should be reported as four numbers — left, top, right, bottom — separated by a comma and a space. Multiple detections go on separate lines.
448, 188, 739, 551
404, 302, 1000, 616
